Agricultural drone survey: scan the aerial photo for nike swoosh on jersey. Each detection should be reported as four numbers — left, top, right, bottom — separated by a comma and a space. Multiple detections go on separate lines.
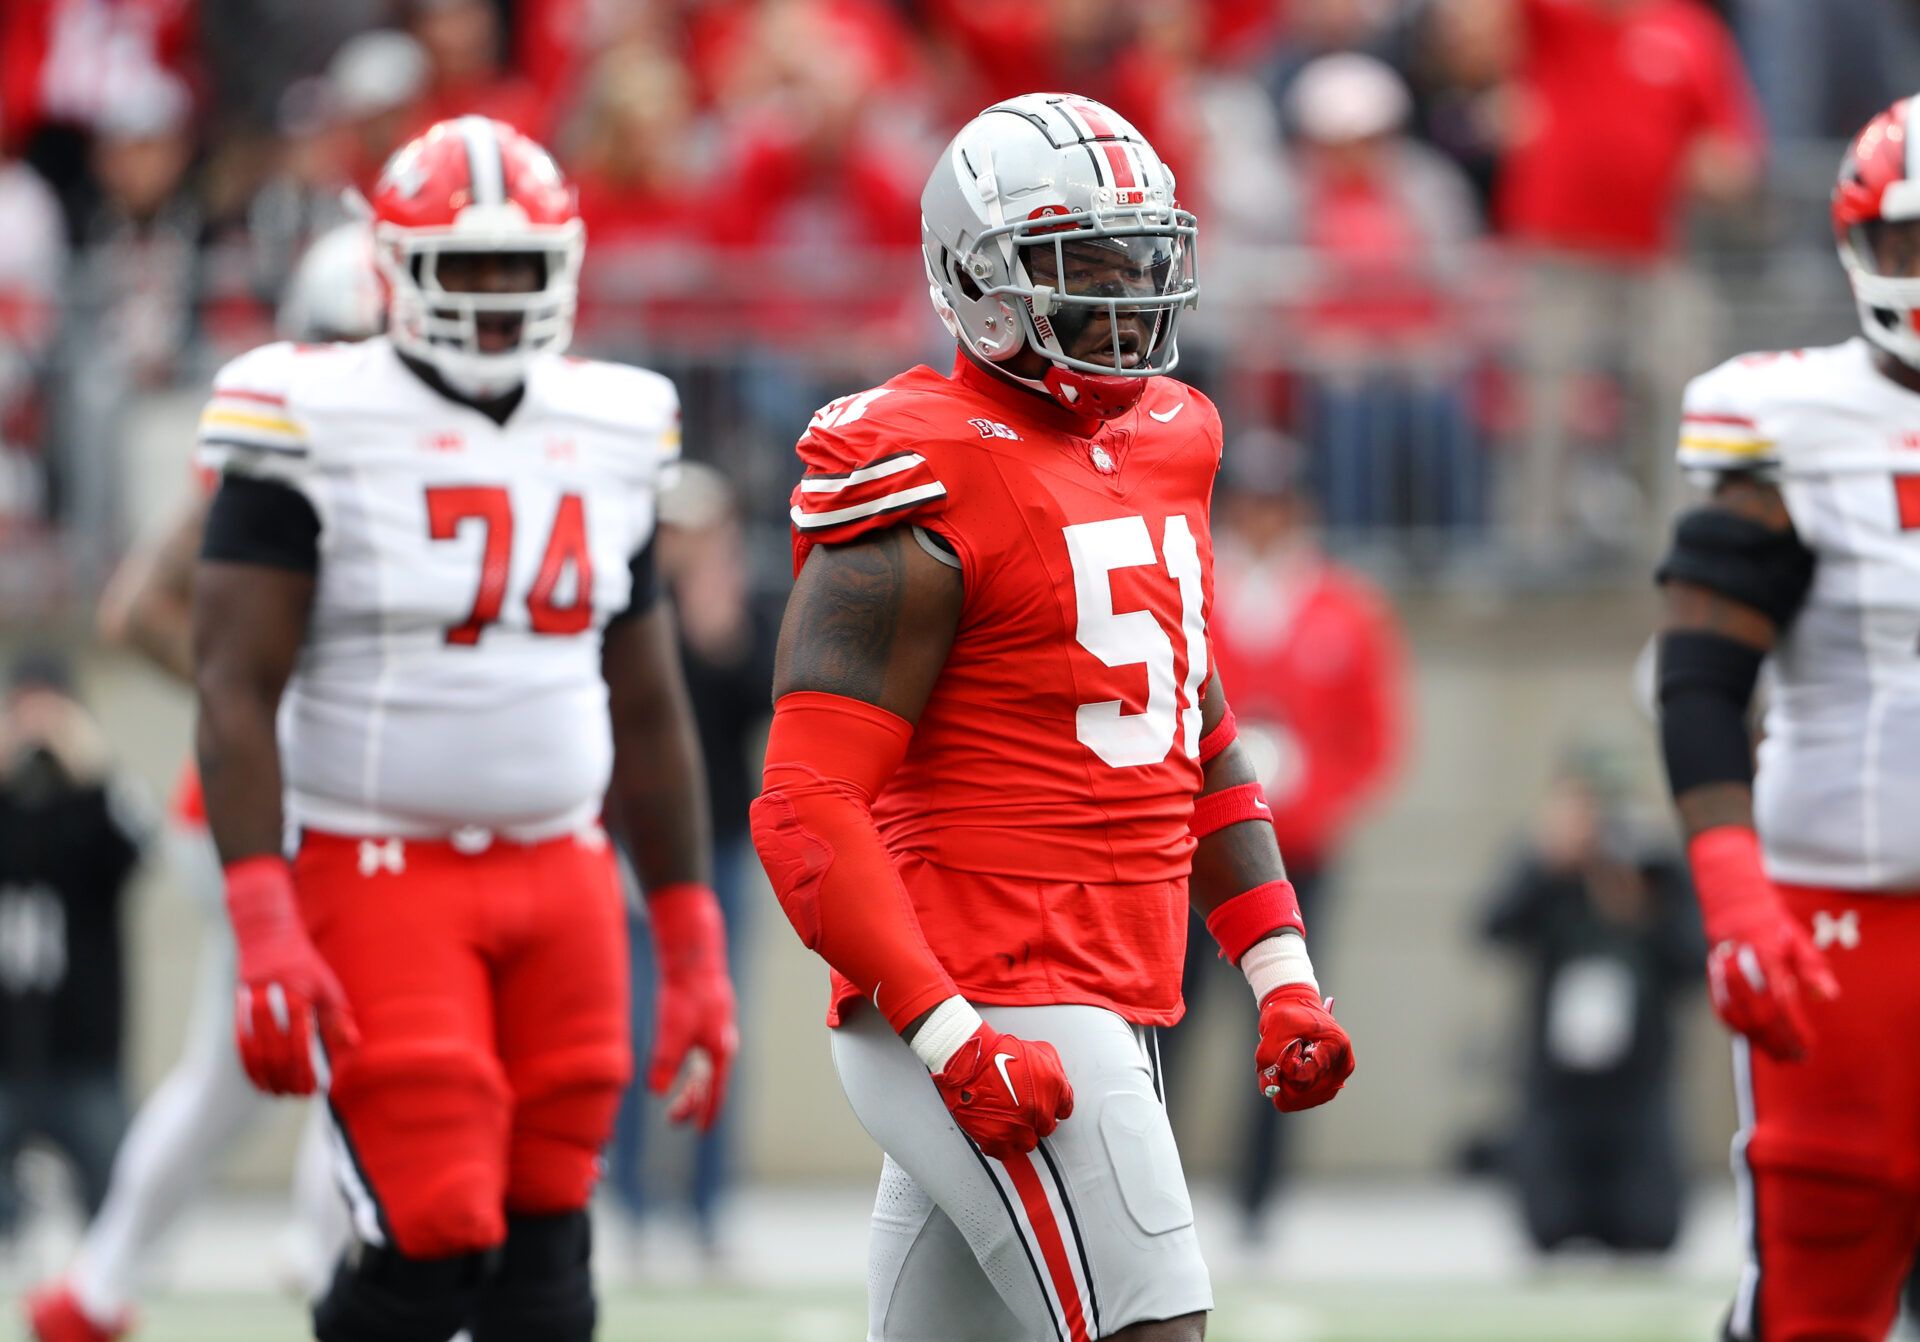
1148, 401, 1185, 423
993, 1051, 1019, 1104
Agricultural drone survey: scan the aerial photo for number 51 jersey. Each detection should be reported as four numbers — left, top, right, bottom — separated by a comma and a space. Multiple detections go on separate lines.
790, 355, 1219, 1026
197, 336, 678, 840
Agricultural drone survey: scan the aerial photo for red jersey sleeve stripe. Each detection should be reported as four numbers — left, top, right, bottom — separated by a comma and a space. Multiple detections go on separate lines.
212, 388, 289, 407
1683, 411, 1759, 428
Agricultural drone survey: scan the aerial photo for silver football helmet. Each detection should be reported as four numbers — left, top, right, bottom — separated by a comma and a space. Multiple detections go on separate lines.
921, 92, 1198, 418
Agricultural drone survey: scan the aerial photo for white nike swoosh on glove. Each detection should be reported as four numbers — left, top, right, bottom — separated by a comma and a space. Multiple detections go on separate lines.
993, 1051, 1019, 1104
1148, 402, 1184, 423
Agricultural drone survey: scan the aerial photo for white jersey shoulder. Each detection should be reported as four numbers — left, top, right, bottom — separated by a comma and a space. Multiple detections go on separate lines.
1678, 339, 1897, 476
195, 339, 364, 490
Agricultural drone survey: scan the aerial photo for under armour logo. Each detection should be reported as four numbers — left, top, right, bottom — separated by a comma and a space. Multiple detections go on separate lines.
1813, 910, 1860, 951
358, 839, 406, 877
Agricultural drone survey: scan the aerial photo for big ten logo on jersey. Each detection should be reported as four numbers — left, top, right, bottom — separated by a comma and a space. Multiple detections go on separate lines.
425, 486, 597, 645
1063, 515, 1206, 769
808, 389, 891, 434
969, 417, 1020, 441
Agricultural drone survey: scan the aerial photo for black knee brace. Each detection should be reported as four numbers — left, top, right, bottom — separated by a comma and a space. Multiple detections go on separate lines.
468, 1210, 596, 1342
312, 1241, 492, 1342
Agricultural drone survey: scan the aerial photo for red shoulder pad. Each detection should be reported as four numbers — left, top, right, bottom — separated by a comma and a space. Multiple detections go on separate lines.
790, 385, 950, 571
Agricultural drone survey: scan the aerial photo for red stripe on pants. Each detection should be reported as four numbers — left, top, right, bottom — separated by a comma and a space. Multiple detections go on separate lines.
1004, 1153, 1089, 1342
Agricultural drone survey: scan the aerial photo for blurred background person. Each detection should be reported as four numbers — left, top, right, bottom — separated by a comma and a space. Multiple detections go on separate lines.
1163, 430, 1406, 1242
405, 0, 544, 136
24, 223, 380, 1342
608, 464, 775, 1260
1437, 0, 1763, 570
1480, 742, 1702, 1255
0, 654, 150, 1252
0, 144, 66, 538
1266, 51, 1487, 556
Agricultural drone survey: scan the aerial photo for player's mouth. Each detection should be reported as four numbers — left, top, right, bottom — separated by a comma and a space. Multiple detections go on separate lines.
474, 313, 524, 353
1078, 323, 1147, 370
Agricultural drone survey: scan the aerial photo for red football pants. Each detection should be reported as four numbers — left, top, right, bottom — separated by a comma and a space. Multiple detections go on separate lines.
295, 829, 632, 1260
1733, 884, 1920, 1342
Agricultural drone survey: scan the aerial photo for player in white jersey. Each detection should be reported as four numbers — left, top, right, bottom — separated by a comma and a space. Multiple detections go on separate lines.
189, 118, 737, 1342
1655, 95, 1920, 1341
27, 221, 383, 1342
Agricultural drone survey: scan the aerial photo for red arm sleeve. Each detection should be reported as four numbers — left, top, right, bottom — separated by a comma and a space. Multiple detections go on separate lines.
749, 690, 957, 1032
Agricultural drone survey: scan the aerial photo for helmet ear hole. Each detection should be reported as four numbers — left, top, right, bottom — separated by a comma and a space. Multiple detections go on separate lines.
944, 249, 984, 303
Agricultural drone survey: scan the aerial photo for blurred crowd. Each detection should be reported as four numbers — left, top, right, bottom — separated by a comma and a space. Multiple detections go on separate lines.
4, 0, 1920, 593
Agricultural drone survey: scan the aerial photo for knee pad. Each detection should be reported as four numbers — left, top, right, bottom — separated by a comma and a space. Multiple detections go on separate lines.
468, 1210, 595, 1342
312, 1241, 491, 1342
330, 1039, 512, 1257
505, 1044, 628, 1211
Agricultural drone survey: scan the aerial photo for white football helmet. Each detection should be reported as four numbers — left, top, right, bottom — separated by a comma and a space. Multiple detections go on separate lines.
277, 222, 384, 342
921, 93, 1199, 419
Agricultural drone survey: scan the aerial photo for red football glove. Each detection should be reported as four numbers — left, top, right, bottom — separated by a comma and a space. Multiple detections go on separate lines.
932, 1022, 1075, 1162
1690, 827, 1839, 1062
225, 856, 357, 1096
1255, 984, 1354, 1112
645, 883, 739, 1131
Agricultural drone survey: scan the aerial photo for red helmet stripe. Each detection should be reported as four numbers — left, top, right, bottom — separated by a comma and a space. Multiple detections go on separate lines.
457, 116, 506, 206
1101, 143, 1136, 188
1072, 100, 1117, 140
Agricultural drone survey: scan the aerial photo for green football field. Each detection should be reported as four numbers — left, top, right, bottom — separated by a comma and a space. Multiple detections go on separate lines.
4, 1280, 1731, 1340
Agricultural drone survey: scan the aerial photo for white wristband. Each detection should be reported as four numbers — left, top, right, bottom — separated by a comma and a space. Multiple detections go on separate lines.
1241, 932, 1318, 1004
909, 995, 984, 1074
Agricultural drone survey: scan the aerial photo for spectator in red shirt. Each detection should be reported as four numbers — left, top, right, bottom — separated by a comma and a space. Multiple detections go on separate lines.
1253, 53, 1487, 539
1163, 430, 1407, 1238
1440, 0, 1762, 567
703, 0, 925, 344
405, 0, 544, 138
567, 49, 717, 348
1494, 0, 1761, 259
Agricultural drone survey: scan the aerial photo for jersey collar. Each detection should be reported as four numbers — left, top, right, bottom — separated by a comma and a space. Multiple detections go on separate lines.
949, 349, 1108, 440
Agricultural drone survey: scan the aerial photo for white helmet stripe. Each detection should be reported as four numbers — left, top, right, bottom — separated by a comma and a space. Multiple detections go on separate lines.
457, 116, 505, 205
1906, 96, 1920, 185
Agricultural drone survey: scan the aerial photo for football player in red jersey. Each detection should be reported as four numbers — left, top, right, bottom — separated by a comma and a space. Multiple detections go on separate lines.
190, 118, 735, 1342
751, 93, 1355, 1341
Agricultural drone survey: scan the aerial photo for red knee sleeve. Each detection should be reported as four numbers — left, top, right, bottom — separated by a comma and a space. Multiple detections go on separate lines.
749, 691, 957, 1032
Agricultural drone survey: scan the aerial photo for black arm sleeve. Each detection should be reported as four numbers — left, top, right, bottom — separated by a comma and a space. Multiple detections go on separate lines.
200, 475, 320, 571
605, 536, 659, 625
1654, 505, 1815, 628
1657, 631, 1765, 796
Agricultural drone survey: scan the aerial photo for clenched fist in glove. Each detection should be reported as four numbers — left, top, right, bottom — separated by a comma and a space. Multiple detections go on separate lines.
225, 855, 358, 1095
1690, 826, 1839, 1061
646, 882, 739, 1131
914, 998, 1074, 1161
1255, 983, 1354, 1112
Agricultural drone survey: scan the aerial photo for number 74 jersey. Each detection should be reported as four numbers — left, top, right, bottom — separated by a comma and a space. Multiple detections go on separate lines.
196, 337, 678, 840
790, 356, 1221, 1023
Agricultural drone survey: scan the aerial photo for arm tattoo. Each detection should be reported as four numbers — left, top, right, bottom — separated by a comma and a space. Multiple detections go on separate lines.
783, 532, 909, 703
